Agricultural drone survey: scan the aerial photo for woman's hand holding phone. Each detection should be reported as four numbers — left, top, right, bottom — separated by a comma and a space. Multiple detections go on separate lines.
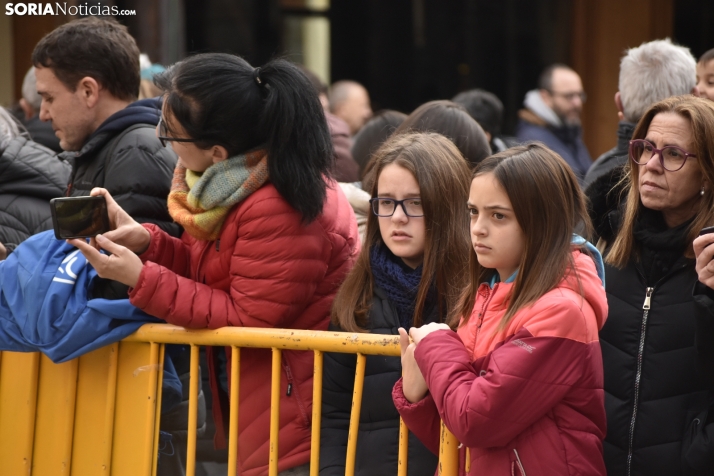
694, 226, 714, 290
67, 188, 151, 288
86, 188, 151, 255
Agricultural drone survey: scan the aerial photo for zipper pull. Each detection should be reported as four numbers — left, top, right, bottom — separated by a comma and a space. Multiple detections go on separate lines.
215, 239, 220, 252
286, 383, 292, 396
643, 287, 653, 310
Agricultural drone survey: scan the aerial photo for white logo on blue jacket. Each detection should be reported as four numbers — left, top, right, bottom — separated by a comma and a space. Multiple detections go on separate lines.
52, 249, 85, 285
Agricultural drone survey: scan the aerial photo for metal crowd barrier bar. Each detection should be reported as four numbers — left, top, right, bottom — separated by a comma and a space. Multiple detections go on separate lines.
0, 324, 460, 476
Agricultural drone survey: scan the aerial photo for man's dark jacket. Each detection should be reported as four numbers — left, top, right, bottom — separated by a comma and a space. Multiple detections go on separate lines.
320, 286, 439, 476
0, 135, 70, 252
583, 121, 635, 189
60, 98, 179, 236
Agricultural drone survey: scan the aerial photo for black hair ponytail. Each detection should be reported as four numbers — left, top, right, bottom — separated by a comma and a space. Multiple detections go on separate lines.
155, 53, 333, 223
258, 59, 333, 223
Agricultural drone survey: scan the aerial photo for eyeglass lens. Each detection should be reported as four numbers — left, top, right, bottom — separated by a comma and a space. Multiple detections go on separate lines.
372, 198, 424, 217
631, 140, 688, 171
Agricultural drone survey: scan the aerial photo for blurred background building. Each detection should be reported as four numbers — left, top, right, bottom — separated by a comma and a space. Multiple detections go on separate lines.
1, 0, 713, 157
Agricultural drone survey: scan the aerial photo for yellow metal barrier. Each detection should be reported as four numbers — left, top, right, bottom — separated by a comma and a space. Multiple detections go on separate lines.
0, 324, 460, 475
0, 341, 162, 476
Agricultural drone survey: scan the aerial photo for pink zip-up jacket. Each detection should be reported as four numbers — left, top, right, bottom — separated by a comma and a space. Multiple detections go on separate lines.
393, 250, 608, 475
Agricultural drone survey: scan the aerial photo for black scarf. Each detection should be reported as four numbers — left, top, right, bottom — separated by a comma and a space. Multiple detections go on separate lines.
633, 207, 693, 286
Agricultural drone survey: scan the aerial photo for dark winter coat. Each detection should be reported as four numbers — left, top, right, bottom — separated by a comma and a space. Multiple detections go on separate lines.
59, 98, 179, 236
601, 248, 714, 474
22, 115, 62, 153
592, 178, 714, 474
0, 136, 70, 252
320, 286, 439, 476
583, 121, 635, 189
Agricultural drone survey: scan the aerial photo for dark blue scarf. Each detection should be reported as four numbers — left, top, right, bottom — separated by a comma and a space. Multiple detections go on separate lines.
370, 244, 436, 329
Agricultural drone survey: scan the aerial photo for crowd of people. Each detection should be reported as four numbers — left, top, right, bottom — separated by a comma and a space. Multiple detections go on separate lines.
3, 15, 714, 476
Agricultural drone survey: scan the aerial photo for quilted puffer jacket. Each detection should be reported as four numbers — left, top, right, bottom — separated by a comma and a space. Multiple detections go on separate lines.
0, 136, 69, 251
394, 250, 608, 475
128, 180, 360, 476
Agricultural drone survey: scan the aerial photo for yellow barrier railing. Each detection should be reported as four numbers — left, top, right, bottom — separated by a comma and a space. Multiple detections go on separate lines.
0, 324, 460, 476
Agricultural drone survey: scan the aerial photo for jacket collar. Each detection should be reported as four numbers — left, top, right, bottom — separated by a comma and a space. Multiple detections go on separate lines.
615, 121, 636, 155
522, 89, 562, 127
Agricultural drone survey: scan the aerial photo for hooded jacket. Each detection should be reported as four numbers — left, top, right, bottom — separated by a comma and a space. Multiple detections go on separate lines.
128, 180, 360, 476
59, 98, 179, 236
0, 136, 69, 252
394, 249, 608, 475
516, 90, 592, 182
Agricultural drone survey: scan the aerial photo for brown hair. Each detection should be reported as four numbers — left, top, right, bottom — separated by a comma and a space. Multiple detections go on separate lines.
332, 132, 472, 332
606, 95, 714, 267
32, 17, 140, 102
455, 143, 592, 329
393, 100, 492, 169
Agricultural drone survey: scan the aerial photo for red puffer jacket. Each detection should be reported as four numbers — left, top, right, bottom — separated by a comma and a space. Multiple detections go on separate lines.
129, 181, 360, 476
394, 250, 608, 475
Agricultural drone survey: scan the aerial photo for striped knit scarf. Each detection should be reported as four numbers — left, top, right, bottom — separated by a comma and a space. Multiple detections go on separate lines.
167, 149, 269, 241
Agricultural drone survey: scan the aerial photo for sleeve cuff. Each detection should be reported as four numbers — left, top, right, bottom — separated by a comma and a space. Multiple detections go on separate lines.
392, 377, 434, 410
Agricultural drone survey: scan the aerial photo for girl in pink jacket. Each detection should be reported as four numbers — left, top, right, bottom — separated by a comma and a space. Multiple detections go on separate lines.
393, 143, 608, 475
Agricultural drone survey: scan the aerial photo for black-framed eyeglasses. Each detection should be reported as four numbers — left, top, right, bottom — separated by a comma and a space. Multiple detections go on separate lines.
629, 139, 697, 172
369, 197, 424, 217
548, 90, 587, 103
157, 116, 201, 148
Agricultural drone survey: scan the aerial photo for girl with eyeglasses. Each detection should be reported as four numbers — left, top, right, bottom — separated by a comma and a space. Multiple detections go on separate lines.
320, 132, 472, 476
68, 52, 360, 476
394, 143, 609, 476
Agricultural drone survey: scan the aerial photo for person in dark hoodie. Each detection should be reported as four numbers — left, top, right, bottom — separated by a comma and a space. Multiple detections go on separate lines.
0, 107, 69, 258
32, 17, 178, 237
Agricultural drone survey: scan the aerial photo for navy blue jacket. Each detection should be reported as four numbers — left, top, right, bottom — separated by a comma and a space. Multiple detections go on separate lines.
516, 117, 592, 182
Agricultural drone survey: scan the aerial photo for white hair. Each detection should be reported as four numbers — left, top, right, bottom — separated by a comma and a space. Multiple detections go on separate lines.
619, 38, 696, 123
21, 66, 42, 111
0, 108, 22, 153
328, 80, 365, 113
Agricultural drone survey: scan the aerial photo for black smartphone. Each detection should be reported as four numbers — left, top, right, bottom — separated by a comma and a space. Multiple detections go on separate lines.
50, 196, 110, 240
700, 226, 714, 236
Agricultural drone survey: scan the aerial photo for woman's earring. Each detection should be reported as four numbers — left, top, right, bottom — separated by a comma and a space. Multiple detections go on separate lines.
702, 187, 706, 196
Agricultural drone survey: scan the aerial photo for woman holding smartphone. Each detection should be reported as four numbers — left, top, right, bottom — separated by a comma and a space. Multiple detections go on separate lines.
70, 53, 359, 476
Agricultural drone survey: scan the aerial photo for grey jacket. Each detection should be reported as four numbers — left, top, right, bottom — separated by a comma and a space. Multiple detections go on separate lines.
0, 136, 70, 251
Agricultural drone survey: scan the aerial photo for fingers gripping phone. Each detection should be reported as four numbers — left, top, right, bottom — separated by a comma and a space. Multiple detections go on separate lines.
50, 196, 111, 240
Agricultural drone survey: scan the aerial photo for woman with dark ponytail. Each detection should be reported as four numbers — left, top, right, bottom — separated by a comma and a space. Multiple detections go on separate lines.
70, 53, 360, 476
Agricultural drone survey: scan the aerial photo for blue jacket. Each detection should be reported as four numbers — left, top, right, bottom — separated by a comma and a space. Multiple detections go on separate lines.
0, 230, 160, 362
516, 118, 592, 182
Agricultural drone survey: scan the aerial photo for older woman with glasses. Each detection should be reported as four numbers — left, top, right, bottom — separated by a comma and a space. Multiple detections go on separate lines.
68, 53, 360, 476
598, 95, 714, 475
